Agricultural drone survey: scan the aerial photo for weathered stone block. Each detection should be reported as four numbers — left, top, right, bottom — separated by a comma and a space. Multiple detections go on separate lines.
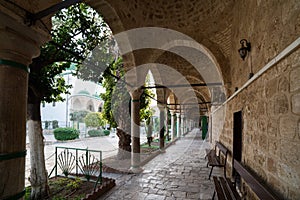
278, 163, 299, 187
268, 139, 280, 156
266, 78, 278, 98
257, 117, 267, 133
290, 67, 300, 92
274, 93, 289, 114
258, 135, 268, 151
244, 134, 252, 144
257, 101, 266, 115
267, 158, 277, 174
279, 116, 298, 140
267, 117, 278, 137
253, 149, 266, 167
280, 140, 300, 167
291, 93, 300, 115
278, 76, 289, 92
266, 98, 275, 117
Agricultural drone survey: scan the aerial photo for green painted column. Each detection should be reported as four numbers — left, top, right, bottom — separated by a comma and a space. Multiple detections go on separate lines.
0, 11, 49, 199
201, 116, 208, 140
158, 104, 165, 151
170, 110, 176, 141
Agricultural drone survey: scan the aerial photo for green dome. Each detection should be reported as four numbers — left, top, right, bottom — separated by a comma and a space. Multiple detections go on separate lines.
77, 90, 90, 95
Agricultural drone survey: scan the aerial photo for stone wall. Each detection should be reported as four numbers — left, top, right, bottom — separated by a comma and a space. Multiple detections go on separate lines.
230, 0, 300, 92
212, 43, 300, 200
211, 1, 300, 199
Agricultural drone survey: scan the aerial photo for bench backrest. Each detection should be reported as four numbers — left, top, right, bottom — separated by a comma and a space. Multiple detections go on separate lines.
215, 142, 229, 164
233, 159, 280, 200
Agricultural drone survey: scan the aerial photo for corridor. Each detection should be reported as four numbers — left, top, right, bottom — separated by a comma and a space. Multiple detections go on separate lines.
100, 129, 222, 200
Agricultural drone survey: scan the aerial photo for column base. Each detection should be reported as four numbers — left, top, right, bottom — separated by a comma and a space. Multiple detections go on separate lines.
130, 166, 143, 173
159, 148, 166, 153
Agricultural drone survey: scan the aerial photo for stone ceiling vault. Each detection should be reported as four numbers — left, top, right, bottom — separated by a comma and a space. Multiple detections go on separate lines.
88, 0, 233, 114
2, 0, 234, 114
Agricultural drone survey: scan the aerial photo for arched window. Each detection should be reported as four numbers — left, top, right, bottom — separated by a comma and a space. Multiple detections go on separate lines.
88, 104, 94, 111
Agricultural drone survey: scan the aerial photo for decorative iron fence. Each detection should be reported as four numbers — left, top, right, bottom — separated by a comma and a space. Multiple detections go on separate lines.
49, 146, 102, 189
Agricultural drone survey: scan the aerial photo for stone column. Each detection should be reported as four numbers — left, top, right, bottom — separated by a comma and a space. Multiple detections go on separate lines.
176, 113, 181, 137
186, 119, 190, 132
181, 114, 185, 135
165, 107, 169, 141
170, 110, 176, 141
0, 12, 49, 199
158, 104, 165, 150
129, 89, 143, 173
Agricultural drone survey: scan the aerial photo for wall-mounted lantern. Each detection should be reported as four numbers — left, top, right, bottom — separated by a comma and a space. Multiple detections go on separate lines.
238, 39, 251, 60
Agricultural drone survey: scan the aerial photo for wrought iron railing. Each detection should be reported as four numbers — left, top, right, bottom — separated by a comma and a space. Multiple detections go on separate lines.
49, 146, 102, 189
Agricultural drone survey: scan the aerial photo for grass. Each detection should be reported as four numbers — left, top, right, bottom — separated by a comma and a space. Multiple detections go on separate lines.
25, 177, 90, 200
140, 143, 160, 149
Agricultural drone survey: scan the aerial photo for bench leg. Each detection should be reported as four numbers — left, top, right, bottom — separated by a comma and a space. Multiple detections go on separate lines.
212, 191, 216, 200
209, 166, 214, 180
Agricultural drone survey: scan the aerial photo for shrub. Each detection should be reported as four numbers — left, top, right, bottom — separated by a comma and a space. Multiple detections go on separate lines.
87, 129, 110, 137
87, 129, 104, 137
54, 127, 79, 141
103, 130, 110, 136
84, 112, 103, 128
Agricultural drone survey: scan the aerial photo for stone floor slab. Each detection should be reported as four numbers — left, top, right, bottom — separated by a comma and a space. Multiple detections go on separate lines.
99, 129, 222, 200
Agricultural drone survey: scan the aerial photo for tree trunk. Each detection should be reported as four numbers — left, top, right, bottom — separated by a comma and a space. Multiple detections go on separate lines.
116, 128, 131, 159
27, 102, 49, 199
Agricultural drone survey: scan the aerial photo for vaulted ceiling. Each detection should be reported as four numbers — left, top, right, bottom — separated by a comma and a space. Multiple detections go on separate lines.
88, 0, 234, 115
2, 0, 235, 116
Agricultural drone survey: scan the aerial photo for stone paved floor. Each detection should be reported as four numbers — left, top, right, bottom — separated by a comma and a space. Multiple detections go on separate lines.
99, 129, 223, 200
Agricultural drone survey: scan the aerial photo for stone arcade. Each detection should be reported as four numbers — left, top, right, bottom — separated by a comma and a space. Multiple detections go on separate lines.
0, 1, 299, 199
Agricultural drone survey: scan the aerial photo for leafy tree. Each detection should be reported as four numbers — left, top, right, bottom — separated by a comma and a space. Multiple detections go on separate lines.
70, 110, 89, 123
27, 3, 110, 199
99, 58, 153, 159
84, 112, 104, 128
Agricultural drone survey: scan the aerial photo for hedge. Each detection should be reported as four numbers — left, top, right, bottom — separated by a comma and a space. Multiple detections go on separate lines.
103, 130, 110, 136
88, 129, 110, 137
54, 127, 79, 141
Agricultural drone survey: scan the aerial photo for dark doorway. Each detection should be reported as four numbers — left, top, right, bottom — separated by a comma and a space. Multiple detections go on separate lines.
233, 111, 243, 162
233, 111, 243, 188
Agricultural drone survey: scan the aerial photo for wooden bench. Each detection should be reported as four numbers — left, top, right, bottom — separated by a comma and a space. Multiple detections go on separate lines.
212, 159, 281, 200
206, 141, 229, 179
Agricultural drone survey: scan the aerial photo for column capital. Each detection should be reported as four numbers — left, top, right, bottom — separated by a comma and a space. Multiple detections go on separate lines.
0, 12, 50, 66
129, 88, 143, 101
170, 110, 176, 115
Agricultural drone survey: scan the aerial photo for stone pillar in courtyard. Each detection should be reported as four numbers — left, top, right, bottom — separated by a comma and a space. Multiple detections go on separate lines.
0, 12, 49, 199
176, 113, 181, 137
158, 104, 165, 151
129, 89, 143, 173
170, 110, 176, 141
181, 114, 185, 135
165, 106, 169, 141
186, 118, 189, 132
